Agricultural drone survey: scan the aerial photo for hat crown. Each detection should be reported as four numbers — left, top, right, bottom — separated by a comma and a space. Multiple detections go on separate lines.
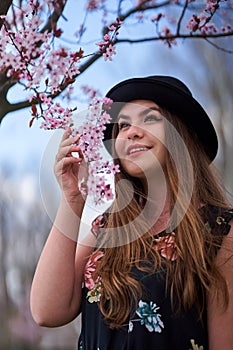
147, 75, 192, 97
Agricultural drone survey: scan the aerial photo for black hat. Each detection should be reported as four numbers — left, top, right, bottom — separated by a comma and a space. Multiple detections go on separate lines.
103, 75, 218, 162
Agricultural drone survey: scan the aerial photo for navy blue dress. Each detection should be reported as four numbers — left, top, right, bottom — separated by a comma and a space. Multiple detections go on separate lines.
78, 206, 233, 350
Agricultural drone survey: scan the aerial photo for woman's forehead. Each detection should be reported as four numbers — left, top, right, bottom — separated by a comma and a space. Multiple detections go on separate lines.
117, 99, 161, 118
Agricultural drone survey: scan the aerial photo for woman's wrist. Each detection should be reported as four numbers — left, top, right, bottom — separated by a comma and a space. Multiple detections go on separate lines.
54, 193, 86, 242
61, 190, 85, 209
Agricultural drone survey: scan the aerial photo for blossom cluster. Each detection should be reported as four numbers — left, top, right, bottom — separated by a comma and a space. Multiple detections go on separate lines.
70, 97, 120, 204
0, 2, 82, 98
37, 102, 74, 130
96, 17, 122, 61
186, 0, 232, 35
134, 0, 232, 48
39, 95, 120, 204
0, 0, 122, 106
0, 15, 51, 81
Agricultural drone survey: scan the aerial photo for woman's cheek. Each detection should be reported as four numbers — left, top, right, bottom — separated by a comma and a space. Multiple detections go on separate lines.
114, 137, 124, 158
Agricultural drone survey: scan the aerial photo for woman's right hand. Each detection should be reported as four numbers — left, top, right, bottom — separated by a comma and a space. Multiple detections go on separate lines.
54, 129, 88, 203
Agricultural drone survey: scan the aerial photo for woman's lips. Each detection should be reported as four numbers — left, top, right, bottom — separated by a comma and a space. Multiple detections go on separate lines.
127, 144, 151, 156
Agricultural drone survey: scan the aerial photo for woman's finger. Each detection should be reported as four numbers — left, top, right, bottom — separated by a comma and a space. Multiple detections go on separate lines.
61, 135, 80, 148
60, 128, 80, 147
56, 156, 82, 169
56, 144, 83, 163
61, 128, 72, 142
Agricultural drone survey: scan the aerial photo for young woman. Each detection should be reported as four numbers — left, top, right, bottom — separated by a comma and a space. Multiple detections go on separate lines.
30, 76, 233, 350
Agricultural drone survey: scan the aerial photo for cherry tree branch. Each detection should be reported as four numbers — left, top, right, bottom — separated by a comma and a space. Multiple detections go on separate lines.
40, 1, 67, 33
116, 31, 233, 44
0, 0, 13, 29
0, 49, 104, 122
121, 0, 171, 18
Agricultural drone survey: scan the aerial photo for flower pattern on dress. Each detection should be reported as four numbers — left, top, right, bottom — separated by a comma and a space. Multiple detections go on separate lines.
87, 280, 102, 303
190, 339, 204, 350
136, 300, 164, 332
128, 300, 164, 333
84, 250, 104, 303
84, 250, 104, 290
154, 232, 177, 261
91, 215, 104, 238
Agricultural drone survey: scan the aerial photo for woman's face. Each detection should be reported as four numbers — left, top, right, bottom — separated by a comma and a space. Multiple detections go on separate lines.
114, 100, 167, 182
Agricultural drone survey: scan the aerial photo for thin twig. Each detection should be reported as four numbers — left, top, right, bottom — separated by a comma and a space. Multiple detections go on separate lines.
204, 37, 233, 54
176, 0, 189, 36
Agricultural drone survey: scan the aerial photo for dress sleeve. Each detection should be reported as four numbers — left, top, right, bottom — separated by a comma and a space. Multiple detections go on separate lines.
199, 205, 233, 236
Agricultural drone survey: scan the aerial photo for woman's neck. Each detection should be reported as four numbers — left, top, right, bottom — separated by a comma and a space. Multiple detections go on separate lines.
140, 177, 170, 234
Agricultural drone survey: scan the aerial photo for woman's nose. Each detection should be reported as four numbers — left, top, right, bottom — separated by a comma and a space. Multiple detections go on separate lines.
126, 124, 144, 139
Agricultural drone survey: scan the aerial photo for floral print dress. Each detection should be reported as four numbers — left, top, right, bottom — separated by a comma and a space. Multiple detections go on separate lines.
78, 205, 233, 350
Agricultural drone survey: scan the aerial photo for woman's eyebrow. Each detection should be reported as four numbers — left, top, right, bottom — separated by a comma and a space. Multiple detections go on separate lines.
117, 114, 130, 122
139, 106, 162, 116
117, 107, 161, 121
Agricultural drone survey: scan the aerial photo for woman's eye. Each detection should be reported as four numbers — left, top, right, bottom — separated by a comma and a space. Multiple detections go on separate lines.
145, 114, 163, 122
118, 122, 131, 130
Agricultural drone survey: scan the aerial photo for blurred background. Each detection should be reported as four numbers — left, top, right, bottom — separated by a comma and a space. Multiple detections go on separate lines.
0, 0, 233, 349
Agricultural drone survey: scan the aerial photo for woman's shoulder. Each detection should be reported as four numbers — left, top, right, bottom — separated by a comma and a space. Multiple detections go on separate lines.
198, 205, 233, 236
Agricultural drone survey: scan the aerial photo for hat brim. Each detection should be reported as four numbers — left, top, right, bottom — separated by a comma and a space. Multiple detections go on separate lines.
104, 77, 218, 162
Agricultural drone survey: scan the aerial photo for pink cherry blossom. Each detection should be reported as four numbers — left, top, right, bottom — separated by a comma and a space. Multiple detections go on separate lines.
205, 0, 219, 12
200, 22, 218, 35
103, 44, 116, 61
96, 17, 122, 60
186, 15, 200, 32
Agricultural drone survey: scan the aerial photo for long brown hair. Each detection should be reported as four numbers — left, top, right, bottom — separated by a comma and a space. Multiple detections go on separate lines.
95, 107, 230, 329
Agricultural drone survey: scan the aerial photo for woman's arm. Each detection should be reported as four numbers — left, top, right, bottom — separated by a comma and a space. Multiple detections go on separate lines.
207, 221, 233, 349
30, 130, 95, 327
30, 197, 94, 327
